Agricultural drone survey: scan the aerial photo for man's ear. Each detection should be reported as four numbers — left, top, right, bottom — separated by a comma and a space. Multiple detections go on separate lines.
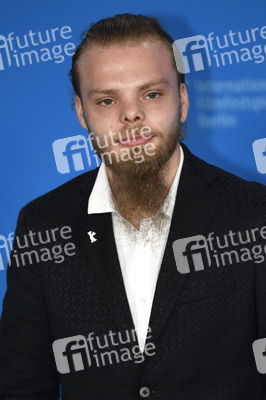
179, 83, 189, 123
75, 95, 88, 130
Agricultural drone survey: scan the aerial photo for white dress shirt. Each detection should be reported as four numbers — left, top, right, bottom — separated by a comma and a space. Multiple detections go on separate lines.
88, 145, 184, 352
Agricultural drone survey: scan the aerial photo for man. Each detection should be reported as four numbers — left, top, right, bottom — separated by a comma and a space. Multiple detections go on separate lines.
0, 13, 266, 399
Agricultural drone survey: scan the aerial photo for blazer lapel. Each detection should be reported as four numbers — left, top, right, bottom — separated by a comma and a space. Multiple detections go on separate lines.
148, 143, 219, 344
77, 197, 135, 334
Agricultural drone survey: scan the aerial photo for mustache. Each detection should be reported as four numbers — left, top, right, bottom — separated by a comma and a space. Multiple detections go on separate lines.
114, 125, 160, 142
89, 126, 162, 149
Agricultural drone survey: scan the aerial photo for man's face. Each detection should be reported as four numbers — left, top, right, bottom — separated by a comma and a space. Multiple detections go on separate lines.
75, 38, 189, 230
75, 38, 189, 173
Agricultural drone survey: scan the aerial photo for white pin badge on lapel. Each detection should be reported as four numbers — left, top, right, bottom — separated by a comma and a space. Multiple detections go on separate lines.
87, 231, 97, 243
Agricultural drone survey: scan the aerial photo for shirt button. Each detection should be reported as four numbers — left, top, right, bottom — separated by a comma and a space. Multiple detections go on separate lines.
139, 386, 151, 398
140, 297, 147, 302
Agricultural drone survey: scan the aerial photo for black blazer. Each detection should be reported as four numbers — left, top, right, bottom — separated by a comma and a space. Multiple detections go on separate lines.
1, 143, 266, 399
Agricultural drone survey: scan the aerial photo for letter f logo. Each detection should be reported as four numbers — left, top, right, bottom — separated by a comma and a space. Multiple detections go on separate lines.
173, 35, 211, 74
0, 35, 11, 71
53, 335, 91, 374
172, 235, 211, 274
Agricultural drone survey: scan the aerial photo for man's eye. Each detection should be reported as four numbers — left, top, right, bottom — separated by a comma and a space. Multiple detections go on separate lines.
146, 92, 161, 99
99, 99, 114, 106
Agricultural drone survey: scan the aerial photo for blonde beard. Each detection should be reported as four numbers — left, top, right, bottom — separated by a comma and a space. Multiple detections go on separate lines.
112, 195, 171, 247
104, 123, 180, 241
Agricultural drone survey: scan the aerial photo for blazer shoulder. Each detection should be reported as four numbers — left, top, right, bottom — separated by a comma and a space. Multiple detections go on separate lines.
182, 143, 266, 214
185, 145, 266, 194
191, 150, 266, 217
19, 167, 99, 222
202, 158, 266, 196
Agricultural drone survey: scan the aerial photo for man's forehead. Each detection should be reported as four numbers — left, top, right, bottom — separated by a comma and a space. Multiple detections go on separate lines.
78, 39, 172, 71
77, 40, 175, 91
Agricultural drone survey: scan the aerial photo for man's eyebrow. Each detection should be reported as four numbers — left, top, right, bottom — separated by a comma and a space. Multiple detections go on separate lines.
138, 79, 169, 91
89, 88, 117, 96
88, 79, 169, 96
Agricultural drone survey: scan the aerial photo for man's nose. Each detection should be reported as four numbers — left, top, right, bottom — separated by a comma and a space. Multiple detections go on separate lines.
119, 98, 145, 123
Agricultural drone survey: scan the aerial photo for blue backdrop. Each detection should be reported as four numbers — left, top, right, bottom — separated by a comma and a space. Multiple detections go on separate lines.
1, 0, 266, 312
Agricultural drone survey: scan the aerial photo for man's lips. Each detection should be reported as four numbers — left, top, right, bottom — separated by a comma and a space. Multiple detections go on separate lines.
116, 135, 155, 147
